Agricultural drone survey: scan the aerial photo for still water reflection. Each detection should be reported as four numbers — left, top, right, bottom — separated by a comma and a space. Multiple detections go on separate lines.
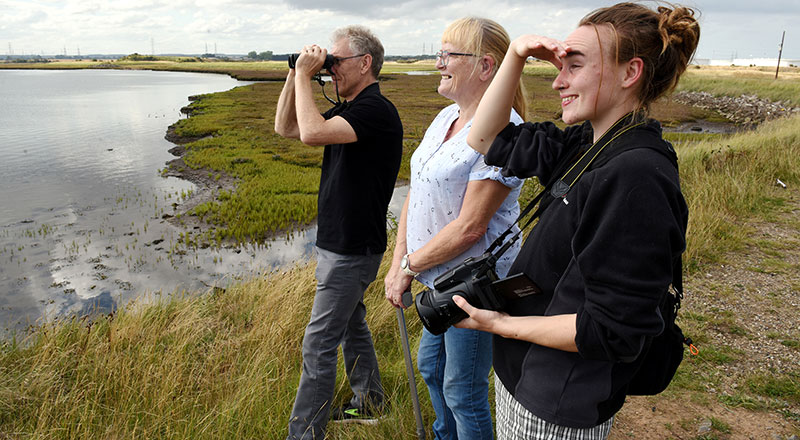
0, 69, 406, 334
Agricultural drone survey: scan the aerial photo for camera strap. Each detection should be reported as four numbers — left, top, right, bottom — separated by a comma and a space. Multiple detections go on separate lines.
484, 112, 645, 264
313, 73, 341, 106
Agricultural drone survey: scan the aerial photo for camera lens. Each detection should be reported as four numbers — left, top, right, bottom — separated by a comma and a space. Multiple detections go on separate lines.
414, 287, 468, 336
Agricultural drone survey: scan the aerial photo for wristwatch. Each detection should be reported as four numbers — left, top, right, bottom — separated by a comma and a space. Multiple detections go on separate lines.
400, 253, 419, 277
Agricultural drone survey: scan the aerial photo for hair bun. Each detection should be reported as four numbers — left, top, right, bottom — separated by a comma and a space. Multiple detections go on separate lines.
657, 5, 700, 61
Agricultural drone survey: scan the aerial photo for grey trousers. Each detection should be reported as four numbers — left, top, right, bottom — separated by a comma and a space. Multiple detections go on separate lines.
286, 247, 385, 440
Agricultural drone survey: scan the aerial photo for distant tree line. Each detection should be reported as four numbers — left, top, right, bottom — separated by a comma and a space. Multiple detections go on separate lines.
247, 51, 273, 61
385, 55, 437, 62
121, 53, 160, 61
3, 55, 50, 63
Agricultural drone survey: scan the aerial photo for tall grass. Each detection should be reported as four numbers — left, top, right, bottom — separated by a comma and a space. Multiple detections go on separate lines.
0, 256, 436, 439
677, 115, 800, 270
3, 113, 799, 438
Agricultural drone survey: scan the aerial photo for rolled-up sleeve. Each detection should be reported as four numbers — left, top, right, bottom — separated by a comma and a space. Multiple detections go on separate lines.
485, 121, 584, 182
469, 158, 523, 189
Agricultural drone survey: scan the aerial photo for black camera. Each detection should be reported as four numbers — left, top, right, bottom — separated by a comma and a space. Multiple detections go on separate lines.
288, 53, 336, 70
414, 253, 542, 335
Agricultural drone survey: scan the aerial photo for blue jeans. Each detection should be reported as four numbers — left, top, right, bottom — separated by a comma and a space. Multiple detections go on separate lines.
286, 247, 384, 440
417, 326, 493, 440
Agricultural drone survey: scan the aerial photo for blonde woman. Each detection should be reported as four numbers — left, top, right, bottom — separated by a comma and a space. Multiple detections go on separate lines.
385, 17, 525, 439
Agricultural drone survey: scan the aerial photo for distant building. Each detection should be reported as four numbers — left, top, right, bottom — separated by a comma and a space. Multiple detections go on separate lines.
692, 58, 799, 67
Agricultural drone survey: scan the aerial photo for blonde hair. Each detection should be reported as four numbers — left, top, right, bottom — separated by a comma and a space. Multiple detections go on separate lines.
442, 17, 527, 119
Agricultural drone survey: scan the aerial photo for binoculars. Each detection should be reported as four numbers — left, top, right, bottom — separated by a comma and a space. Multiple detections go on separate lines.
287, 53, 336, 70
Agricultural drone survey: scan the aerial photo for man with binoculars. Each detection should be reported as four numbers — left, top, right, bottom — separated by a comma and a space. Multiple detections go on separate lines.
274, 25, 403, 440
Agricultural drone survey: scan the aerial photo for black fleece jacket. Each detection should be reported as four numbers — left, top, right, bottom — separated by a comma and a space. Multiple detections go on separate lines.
485, 117, 688, 428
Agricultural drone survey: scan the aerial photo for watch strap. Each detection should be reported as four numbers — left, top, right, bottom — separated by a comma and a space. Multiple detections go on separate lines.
401, 253, 419, 277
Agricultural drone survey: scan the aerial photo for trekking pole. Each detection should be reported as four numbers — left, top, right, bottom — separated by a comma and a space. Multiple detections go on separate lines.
396, 290, 426, 440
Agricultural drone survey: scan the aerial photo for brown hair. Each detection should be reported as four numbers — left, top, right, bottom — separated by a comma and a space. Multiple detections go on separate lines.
442, 17, 527, 119
579, 2, 700, 110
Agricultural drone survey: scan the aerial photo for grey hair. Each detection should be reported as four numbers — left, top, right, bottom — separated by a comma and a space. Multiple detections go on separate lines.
331, 25, 384, 79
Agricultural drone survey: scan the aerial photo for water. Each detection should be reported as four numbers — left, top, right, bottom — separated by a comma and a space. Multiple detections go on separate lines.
0, 69, 408, 334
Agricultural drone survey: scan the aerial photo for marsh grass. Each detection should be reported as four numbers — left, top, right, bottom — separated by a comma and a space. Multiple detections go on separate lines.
168, 70, 718, 245
3, 64, 799, 438
676, 115, 800, 269
0, 254, 438, 439
168, 74, 452, 244
166, 83, 320, 242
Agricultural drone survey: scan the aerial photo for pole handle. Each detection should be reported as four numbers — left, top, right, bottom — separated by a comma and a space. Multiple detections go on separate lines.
402, 290, 413, 308
397, 290, 426, 439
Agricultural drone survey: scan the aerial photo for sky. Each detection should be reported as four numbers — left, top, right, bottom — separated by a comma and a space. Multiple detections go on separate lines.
1, 0, 798, 60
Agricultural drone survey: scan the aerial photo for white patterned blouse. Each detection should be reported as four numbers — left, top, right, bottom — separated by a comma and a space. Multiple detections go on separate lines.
406, 103, 524, 288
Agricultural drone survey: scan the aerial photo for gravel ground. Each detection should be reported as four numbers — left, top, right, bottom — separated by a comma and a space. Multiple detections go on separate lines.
612, 188, 800, 439
674, 91, 800, 127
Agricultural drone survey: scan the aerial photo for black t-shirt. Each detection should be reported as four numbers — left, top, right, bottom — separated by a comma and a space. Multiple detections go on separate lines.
485, 118, 688, 428
317, 83, 403, 255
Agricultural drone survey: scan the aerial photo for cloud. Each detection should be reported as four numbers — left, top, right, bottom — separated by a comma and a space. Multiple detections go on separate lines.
285, 0, 415, 14
1, 0, 798, 58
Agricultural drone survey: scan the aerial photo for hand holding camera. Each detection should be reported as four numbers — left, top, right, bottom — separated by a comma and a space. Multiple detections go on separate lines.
414, 253, 542, 335
451, 295, 509, 334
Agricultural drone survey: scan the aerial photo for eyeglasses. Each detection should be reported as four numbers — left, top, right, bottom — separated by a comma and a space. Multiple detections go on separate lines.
334, 53, 366, 65
435, 50, 476, 66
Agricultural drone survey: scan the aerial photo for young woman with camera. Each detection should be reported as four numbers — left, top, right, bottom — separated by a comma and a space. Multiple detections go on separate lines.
384, 17, 525, 439
459, 2, 700, 438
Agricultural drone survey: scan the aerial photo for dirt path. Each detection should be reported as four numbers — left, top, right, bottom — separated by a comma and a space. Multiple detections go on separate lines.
611, 188, 800, 439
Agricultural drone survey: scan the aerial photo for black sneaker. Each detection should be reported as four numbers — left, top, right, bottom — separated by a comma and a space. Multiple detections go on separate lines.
331, 403, 383, 425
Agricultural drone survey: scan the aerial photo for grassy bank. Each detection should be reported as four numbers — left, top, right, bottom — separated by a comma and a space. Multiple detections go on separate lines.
165, 68, 717, 245
678, 115, 800, 268
164, 73, 452, 244
616, 115, 800, 438
678, 66, 800, 107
